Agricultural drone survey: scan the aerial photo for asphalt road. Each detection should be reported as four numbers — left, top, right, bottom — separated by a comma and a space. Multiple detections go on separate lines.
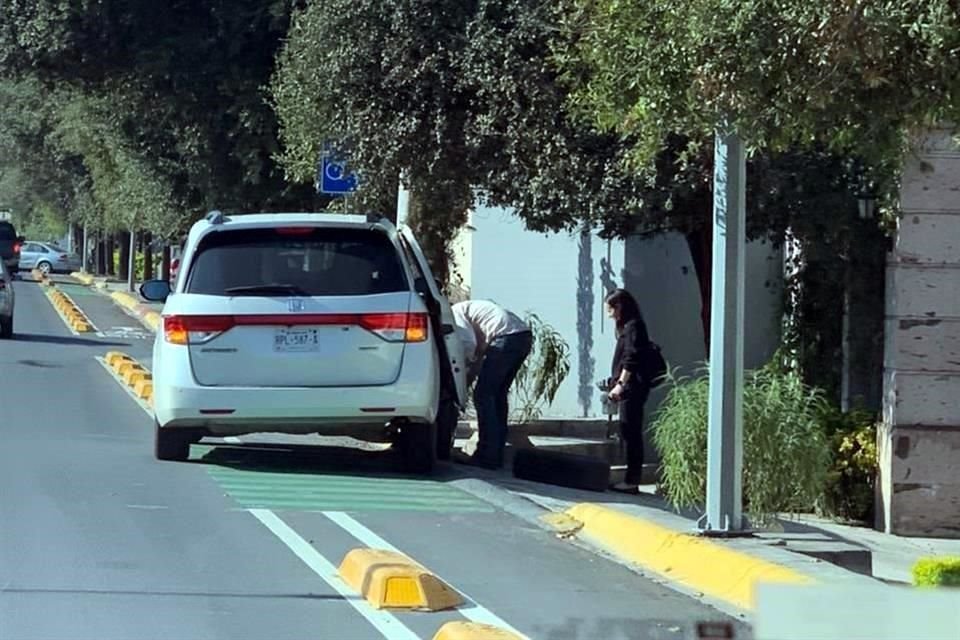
0, 278, 749, 640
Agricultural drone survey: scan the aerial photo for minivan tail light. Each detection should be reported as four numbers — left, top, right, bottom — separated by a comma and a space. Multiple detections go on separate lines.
275, 227, 315, 236
359, 313, 428, 343
163, 315, 234, 345
13, 243, 21, 254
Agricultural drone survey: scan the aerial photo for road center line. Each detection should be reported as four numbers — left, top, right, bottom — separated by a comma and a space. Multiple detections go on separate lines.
324, 511, 528, 639
249, 509, 421, 640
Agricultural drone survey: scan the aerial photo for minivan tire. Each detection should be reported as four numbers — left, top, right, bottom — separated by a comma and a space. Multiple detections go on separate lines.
396, 420, 437, 474
0, 315, 12, 339
154, 421, 192, 461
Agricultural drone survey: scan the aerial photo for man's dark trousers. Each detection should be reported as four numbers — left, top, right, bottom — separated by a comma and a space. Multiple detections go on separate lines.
472, 331, 534, 467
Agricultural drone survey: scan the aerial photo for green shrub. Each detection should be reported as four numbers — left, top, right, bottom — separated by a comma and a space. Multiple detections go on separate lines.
651, 356, 832, 526
913, 557, 960, 587
816, 407, 878, 523
464, 313, 571, 423
511, 313, 571, 423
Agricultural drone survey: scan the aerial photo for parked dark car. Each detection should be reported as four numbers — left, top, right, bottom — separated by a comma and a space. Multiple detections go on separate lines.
0, 221, 24, 275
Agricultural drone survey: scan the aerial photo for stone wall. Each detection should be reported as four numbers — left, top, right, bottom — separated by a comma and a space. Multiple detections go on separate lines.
878, 128, 960, 537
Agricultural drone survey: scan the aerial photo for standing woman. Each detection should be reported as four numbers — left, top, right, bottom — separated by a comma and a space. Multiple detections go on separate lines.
606, 288, 651, 493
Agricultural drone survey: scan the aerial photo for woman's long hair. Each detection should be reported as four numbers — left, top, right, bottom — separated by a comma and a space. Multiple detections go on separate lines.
605, 288, 642, 331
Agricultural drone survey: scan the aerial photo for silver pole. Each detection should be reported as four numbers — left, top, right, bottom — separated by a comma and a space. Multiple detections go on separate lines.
81, 224, 89, 274
702, 130, 746, 534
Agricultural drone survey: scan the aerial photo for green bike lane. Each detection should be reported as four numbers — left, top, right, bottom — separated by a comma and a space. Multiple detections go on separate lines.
6, 277, 750, 639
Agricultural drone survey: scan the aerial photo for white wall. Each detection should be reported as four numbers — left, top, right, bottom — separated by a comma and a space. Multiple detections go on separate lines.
450, 205, 784, 423
459, 205, 625, 418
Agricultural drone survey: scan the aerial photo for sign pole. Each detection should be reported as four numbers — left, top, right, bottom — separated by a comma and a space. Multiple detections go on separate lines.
702, 130, 746, 534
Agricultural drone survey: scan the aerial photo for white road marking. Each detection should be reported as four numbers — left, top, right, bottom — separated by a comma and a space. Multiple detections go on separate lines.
97, 358, 518, 638
250, 509, 421, 640
324, 511, 528, 639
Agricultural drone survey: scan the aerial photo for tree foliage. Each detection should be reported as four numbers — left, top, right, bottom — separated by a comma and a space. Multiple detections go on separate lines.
558, 0, 960, 181
0, 1, 314, 239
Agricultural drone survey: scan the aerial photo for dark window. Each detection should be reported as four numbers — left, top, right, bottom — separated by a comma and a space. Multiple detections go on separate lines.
185, 227, 409, 297
0, 224, 16, 241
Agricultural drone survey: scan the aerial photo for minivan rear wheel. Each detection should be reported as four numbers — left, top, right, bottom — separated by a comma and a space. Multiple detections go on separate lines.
395, 420, 437, 474
154, 421, 193, 462
0, 315, 12, 339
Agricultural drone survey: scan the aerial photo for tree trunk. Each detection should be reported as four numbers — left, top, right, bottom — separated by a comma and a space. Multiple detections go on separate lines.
143, 232, 154, 281
106, 234, 116, 276
97, 232, 107, 275
161, 244, 171, 281
685, 222, 713, 354
118, 231, 130, 281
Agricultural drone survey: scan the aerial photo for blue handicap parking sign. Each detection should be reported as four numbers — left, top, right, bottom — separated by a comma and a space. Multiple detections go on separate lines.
317, 149, 359, 195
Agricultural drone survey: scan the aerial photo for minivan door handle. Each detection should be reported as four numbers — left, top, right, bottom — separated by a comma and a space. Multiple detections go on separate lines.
441, 324, 455, 336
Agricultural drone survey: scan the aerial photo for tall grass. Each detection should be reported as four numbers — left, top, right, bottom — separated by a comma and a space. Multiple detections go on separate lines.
652, 357, 831, 525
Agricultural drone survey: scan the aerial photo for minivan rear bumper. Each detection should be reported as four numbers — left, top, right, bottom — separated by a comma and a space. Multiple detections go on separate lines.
154, 345, 441, 436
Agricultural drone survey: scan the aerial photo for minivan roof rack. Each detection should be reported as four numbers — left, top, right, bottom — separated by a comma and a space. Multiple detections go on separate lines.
205, 210, 226, 225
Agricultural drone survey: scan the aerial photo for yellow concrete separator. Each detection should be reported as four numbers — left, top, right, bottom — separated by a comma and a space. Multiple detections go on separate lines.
42, 282, 93, 333
555, 503, 813, 612
103, 352, 153, 406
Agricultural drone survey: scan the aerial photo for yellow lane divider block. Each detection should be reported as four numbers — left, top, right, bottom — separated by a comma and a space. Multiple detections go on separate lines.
116, 361, 140, 378
432, 622, 525, 640
133, 380, 154, 402
122, 367, 148, 386
338, 549, 464, 611
105, 352, 131, 368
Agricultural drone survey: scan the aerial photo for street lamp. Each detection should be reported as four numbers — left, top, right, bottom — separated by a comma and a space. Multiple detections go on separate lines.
858, 191, 877, 220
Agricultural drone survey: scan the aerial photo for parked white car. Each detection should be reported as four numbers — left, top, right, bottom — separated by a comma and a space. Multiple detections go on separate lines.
140, 211, 467, 472
0, 259, 14, 338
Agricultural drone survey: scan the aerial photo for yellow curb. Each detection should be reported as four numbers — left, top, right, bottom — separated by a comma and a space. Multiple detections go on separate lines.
432, 622, 524, 640
338, 549, 464, 611
111, 290, 140, 310
71, 272, 95, 286
564, 503, 812, 611
142, 311, 161, 332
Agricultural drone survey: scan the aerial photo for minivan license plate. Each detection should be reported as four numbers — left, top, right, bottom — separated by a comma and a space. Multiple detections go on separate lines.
274, 328, 320, 352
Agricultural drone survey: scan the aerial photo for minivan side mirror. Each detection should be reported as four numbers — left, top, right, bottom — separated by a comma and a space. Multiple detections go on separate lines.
140, 279, 171, 302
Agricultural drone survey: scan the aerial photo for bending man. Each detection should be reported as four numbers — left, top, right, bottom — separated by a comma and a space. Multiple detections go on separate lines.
453, 300, 533, 469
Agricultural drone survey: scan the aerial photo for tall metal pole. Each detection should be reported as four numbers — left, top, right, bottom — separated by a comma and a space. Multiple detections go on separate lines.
702, 130, 747, 534
81, 224, 89, 274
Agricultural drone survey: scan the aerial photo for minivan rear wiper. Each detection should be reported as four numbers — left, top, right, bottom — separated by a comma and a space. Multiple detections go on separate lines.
225, 284, 310, 296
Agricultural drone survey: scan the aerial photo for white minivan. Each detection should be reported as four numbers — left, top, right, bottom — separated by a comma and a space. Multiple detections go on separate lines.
140, 211, 467, 473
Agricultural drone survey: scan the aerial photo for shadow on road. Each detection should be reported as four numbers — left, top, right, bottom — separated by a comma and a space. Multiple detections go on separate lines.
196, 440, 464, 482
1, 587, 345, 601
12, 332, 129, 347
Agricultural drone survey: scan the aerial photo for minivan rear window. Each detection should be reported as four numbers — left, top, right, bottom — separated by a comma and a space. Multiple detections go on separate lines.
185, 227, 409, 296
0, 223, 16, 240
